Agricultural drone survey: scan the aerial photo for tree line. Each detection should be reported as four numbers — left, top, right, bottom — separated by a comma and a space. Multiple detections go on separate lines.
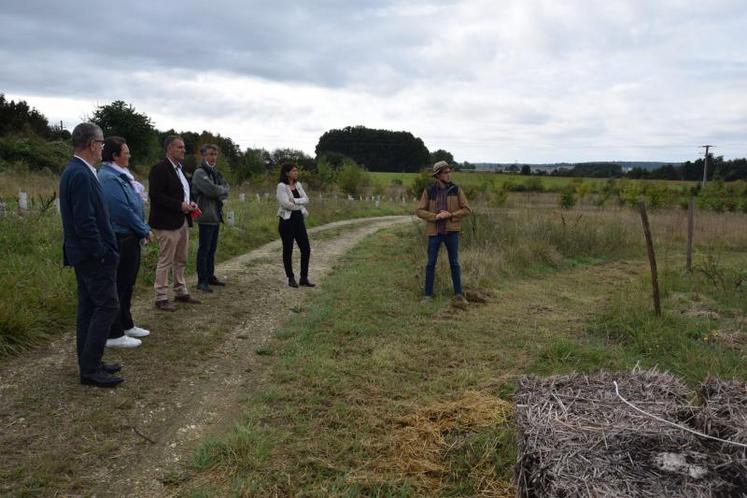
626, 156, 747, 182
511, 158, 747, 182
0, 95, 467, 183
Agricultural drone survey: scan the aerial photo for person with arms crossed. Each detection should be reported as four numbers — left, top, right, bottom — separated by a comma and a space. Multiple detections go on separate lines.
276, 162, 315, 288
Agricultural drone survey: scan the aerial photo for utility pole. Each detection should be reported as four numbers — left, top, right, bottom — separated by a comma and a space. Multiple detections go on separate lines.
701, 145, 714, 187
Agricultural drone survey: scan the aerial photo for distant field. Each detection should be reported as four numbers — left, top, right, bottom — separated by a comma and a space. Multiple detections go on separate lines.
370, 171, 695, 191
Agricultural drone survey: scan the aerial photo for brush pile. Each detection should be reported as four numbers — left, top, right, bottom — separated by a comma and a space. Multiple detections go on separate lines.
515, 369, 747, 497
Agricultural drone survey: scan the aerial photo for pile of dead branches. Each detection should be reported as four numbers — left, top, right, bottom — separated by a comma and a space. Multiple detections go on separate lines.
515, 368, 747, 497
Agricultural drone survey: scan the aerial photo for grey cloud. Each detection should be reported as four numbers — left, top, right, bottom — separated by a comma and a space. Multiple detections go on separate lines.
0, 0, 446, 96
2, 0, 746, 162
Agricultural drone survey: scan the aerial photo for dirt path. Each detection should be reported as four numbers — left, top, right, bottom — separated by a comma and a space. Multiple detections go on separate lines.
0, 215, 414, 497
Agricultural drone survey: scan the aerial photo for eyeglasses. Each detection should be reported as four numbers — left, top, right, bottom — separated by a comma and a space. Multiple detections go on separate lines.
92, 139, 105, 146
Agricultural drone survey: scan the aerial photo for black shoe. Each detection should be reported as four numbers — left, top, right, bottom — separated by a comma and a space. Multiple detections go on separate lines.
208, 277, 225, 286
299, 278, 316, 287
288, 277, 299, 288
102, 362, 122, 374
81, 371, 124, 388
197, 282, 213, 293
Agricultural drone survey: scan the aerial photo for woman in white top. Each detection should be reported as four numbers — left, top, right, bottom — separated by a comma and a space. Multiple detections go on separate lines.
276, 162, 314, 288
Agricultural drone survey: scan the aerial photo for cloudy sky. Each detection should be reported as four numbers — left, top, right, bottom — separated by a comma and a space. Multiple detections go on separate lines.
1, 0, 745, 163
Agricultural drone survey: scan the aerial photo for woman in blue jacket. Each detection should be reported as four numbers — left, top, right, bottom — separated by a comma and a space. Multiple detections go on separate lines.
99, 137, 153, 348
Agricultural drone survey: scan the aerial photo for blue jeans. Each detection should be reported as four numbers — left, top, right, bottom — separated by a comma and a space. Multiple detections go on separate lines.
424, 232, 463, 296
197, 223, 220, 284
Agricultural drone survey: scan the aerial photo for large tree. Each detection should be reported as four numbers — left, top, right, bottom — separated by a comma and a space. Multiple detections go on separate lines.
315, 125, 430, 172
429, 149, 454, 165
91, 101, 158, 166
0, 94, 50, 138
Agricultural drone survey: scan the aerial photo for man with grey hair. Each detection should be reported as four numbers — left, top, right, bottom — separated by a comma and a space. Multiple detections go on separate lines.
149, 135, 201, 311
192, 144, 229, 292
59, 122, 123, 387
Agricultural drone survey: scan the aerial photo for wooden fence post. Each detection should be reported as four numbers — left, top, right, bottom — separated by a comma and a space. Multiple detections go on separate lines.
686, 196, 694, 273
638, 202, 661, 316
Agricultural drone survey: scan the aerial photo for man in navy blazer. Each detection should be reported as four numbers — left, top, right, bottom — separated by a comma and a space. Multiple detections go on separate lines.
59, 123, 123, 388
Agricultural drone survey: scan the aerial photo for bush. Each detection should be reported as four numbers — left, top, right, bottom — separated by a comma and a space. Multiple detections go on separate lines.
314, 159, 336, 190
336, 161, 370, 196
559, 188, 576, 209
0, 135, 71, 173
524, 177, 544, 193
231, 149, 265, 185
576, 181, 593, 198
408, 171, 434, 199
490, 188, 508, 207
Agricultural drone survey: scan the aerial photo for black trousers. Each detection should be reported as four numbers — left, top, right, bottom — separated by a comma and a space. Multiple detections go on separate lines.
74, 259, 119, 376
196, 223, 220, 284
109, 235, 141, 339
278, 212, 310, 280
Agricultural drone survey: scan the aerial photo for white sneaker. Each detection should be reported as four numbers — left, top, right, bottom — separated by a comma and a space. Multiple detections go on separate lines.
106, 335, 142, 348
124, 326, 150, 338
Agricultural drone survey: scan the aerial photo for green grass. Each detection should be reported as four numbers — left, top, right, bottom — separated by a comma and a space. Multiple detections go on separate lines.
0, 196, 410, 357
370, 171, 695, 190
0, 213, 76, 355
181, 208, 747, 496
588, 263, 747, 385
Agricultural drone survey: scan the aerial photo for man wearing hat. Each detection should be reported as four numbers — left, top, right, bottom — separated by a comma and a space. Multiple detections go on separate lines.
416, 161, 472, 302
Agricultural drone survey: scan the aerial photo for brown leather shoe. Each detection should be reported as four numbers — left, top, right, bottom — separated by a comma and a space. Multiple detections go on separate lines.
155, 300, 177, 312
175, 294, 202, 304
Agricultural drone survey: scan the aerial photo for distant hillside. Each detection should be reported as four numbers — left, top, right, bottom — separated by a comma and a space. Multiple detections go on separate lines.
474, 161, 680, 172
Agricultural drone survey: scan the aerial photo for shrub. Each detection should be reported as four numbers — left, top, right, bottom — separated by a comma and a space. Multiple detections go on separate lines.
0, 135, 71, 173
576, 181, 593, 198
559, 187, 576, 209
315, 159, 336, 189
490, 188, 509, 207
524, 177, 544, 193
408, 171, 434, 198
336, 161, 370, 196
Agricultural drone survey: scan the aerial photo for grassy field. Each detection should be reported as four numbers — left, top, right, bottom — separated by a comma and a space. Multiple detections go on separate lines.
0, 194, 410, 356
370, 170, 696, 190
370, 170, 589, 189
3, 173, 747, 495
176, 204, 747, 496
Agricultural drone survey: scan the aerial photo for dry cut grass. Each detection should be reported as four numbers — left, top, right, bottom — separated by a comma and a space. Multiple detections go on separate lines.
365, 391, 513, 497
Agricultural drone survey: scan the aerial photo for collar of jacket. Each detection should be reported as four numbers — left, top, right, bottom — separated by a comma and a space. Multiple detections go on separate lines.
428, 181, 456, 197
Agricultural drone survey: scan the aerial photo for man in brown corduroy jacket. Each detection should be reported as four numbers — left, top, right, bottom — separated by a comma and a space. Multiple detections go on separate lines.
415, 161, 472, 302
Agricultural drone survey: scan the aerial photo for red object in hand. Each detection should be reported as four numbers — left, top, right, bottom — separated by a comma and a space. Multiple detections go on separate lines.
190, 206, 202, 219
